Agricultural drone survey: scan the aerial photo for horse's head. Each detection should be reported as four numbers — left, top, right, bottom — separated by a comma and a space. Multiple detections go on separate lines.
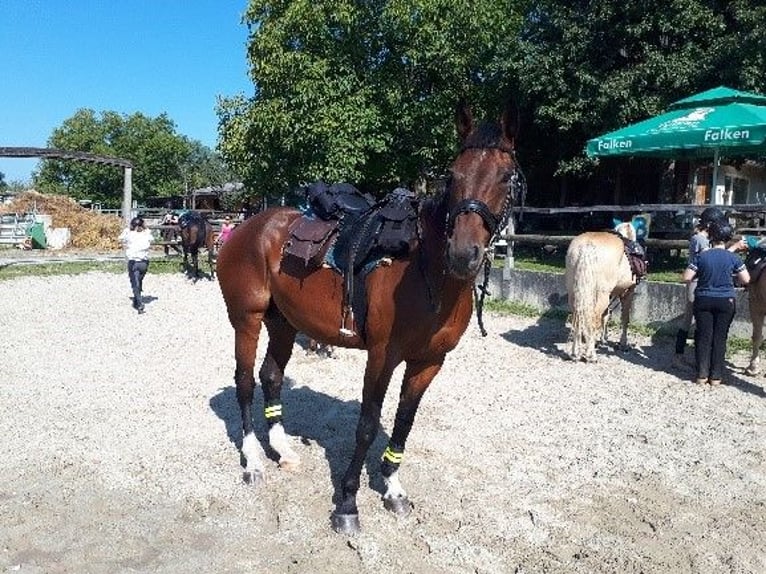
614, 221, 637, 242
445, 100, 524, 279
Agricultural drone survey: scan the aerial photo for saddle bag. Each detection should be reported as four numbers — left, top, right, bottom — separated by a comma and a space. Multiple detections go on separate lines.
282, 217, 338, 269
306, 181, 374, 220
623, 239, 648, 280
370, 188, 419, 257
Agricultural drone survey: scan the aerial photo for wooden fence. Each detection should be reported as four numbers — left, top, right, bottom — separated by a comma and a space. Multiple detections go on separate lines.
498, 202, 766, 266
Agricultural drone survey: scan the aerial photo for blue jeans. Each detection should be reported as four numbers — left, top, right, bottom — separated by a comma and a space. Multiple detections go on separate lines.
128, 259, 149, 304
693, 295, 735, 380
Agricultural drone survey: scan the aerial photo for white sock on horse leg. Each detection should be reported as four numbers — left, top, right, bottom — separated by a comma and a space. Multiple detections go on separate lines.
241, 432, 266, 480
383, 469, 408, 502
269, 423, 301, 469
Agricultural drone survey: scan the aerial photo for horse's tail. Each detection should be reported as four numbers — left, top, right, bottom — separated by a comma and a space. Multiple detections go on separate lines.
566, 240, 603, 345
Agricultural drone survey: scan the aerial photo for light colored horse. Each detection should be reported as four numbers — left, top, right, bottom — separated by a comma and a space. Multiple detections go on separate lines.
565, 222, 641, 362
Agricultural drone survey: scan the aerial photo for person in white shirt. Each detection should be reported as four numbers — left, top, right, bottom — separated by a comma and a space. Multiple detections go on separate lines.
118, 216, 154, 314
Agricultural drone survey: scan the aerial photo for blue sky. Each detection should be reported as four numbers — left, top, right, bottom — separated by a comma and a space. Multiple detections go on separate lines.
0, 0, 252, 183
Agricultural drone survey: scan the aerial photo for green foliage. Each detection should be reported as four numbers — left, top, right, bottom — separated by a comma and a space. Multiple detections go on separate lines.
217, 1, 766, 206
513, 0, 766, 202
35, 110, 237, 208
217, 0, 526, 200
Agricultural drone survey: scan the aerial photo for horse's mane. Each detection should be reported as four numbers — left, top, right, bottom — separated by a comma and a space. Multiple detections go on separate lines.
420, 193, 448, 237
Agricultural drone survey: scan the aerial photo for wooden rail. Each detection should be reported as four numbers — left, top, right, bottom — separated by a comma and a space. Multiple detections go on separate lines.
501, 234, 689, 250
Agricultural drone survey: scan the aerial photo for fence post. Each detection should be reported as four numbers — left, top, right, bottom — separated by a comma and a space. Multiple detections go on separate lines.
121, 166, 133, 225
503, 217, 515, 278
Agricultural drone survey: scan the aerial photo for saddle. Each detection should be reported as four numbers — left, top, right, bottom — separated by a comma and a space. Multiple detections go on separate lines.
623, 239, 648, 282
608, 230, 648, 283
281, 182, 420, 339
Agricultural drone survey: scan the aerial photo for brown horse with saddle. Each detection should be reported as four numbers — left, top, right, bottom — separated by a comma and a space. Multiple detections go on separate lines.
216, 100, 525, 534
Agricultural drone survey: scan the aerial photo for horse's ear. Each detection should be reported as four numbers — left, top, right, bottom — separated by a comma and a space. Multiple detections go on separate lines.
500, 100, 518, 149
455, 99, 474, 143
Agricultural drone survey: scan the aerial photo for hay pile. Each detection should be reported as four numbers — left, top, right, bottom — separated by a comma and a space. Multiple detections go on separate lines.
0, 190, 122, 249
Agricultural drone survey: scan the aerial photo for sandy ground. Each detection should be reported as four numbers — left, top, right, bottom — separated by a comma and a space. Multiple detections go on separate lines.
0, 270, 764, 574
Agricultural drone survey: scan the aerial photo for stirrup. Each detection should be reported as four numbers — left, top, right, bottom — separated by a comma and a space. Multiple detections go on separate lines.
339, 306, 357, 337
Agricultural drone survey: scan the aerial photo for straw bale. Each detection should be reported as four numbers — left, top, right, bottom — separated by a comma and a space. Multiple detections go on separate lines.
0, 190, 122, 249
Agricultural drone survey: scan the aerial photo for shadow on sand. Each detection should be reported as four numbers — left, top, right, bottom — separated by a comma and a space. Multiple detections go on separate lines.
500, 313, 765, 398
208, 381, 391, 503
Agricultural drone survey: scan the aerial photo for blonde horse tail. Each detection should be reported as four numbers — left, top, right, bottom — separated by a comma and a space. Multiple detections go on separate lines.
567, 241, 602, 358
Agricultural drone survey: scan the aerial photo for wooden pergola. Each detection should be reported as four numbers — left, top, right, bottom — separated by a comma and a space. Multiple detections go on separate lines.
0, 147, 134, 223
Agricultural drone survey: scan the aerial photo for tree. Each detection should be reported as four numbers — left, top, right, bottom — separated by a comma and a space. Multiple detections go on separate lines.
512, 0, 766, 205
36, 109, 237, 207
217, 0, 526, 202
0, 171, 6, 191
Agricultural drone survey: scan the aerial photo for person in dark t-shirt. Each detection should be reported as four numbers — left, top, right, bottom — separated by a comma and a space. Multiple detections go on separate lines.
682, 219, 749, 386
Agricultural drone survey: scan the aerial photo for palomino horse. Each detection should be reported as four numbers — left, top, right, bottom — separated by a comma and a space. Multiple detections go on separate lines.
565, 221, 645, 362
216, 101, 523, 534
178, 211, 216, 281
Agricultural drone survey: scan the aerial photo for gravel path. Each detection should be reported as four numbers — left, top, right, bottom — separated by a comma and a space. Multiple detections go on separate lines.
1, 270, 764, 574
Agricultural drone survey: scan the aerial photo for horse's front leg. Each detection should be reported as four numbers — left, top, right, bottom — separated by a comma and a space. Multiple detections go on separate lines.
746, 310, 764, 375
332, 352, 398, 535
208, 248, 216, 280
616, 287, 635, 351
380, 358, 444, 516
191, 250, 200, 282
261, 315, 300, 469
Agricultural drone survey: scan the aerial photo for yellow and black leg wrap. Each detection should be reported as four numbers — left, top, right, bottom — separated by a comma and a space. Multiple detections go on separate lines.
264, 400, 283, 427
381, 442, 404, 478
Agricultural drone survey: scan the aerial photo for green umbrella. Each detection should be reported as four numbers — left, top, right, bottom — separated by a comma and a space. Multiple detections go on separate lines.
586, 86, 766, 204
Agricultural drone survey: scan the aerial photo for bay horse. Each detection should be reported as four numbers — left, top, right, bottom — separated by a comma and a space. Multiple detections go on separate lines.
565, 221, 646, 362
216, 100, 523, 534
745, 247, 766, 375
178, 211, 216, 281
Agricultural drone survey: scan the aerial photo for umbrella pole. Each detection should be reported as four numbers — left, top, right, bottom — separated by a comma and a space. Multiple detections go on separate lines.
711, 149, 720, 205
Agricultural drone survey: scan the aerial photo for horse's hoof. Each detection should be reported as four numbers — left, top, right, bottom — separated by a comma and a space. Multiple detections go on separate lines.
383, 495, 413, 517
331, 512, 361, 535
745, 367, 758, 376
242, 470, 264, 486
278, 457, 301, 472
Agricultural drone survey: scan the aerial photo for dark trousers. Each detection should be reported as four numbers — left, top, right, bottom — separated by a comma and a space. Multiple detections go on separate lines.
128, 259, 149, 303
693, 295, 735, 380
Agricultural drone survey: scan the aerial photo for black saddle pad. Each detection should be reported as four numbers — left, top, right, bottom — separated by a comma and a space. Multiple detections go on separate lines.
331, 187, 419, 274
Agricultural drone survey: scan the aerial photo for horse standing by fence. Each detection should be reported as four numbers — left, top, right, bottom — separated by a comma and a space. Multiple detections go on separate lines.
565, 221, 647, 362
178, 211, 216, 282
216, 100, 524, 534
